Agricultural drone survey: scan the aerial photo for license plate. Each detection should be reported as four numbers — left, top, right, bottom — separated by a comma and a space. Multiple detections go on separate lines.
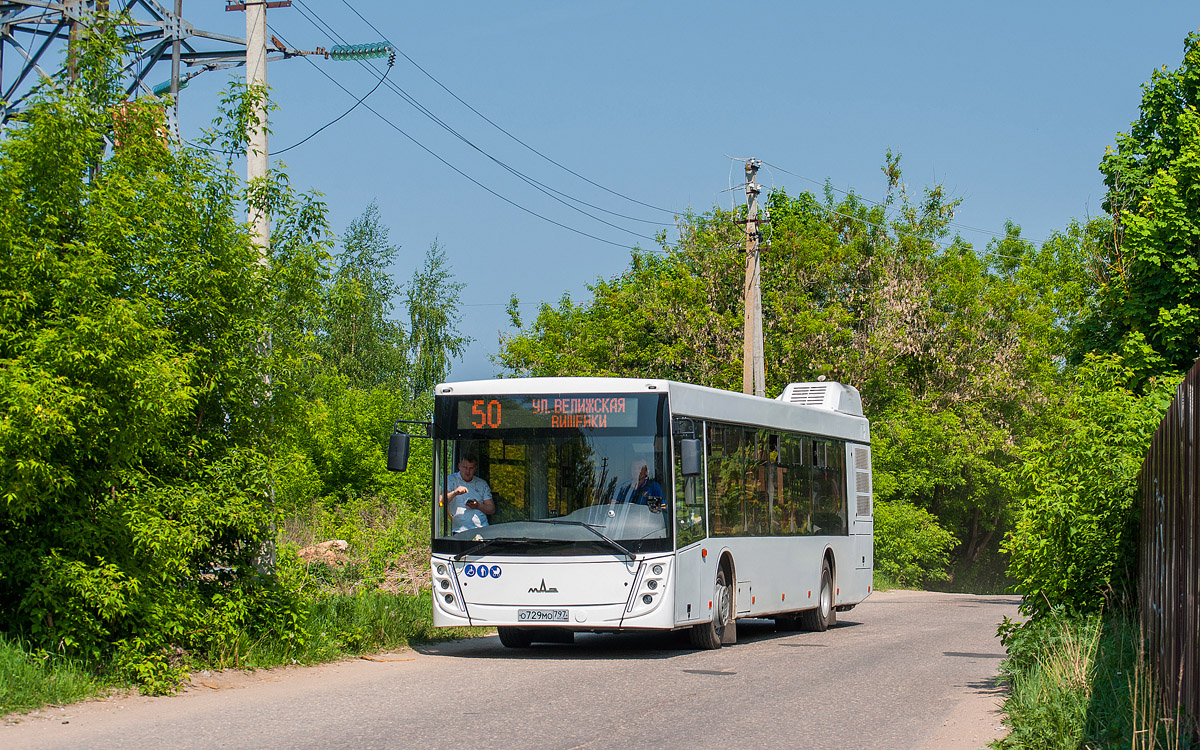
518, 608, 569, 622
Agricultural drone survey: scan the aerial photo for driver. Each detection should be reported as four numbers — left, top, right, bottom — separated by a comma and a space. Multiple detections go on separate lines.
613, 458, 664, 508
443, 454, 494, 533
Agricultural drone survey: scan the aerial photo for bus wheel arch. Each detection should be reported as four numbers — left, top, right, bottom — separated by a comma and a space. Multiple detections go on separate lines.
718, 552, 737, 645
800, 554, 836, 632
688, 551, 736, 650
824, 548, 836, 597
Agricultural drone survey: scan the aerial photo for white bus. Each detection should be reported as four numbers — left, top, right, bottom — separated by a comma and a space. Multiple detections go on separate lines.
394, 377, 873, 649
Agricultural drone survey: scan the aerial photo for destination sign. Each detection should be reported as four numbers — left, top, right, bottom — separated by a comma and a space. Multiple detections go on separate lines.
454, 394, 640, 431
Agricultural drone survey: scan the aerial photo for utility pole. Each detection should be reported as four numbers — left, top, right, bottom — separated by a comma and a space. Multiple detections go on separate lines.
243, 0, 270, 257
741, 159, 765, 397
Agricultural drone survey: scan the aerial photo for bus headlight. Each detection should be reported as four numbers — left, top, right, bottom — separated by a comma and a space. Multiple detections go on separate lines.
432, 559, 465, 616
627, 559, 670, 617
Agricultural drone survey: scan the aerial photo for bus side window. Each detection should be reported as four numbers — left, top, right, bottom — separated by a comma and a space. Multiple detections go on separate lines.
778, 434, 800, 535
707, 424, 739, 536
744, 429, 768, 536
811, 438, 848, 535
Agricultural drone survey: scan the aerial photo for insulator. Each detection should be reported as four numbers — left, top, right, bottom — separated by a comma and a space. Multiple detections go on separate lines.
329, 42, 393, 61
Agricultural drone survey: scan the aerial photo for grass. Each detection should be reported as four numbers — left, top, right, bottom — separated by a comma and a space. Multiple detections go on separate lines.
994, 611, 1193, 749
2, 589, 486, 718
3, 503, 486, 717
201, 590, 488, 671
872, 570, 900, 591
0, 637, 112, 716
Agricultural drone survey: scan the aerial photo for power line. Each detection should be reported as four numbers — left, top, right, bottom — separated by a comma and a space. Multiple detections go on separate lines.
269, 28, 647, 252
290, 0, 671, 233
286, 3, 667, 240
274, 51, 393, 155
336, 0, 679, 219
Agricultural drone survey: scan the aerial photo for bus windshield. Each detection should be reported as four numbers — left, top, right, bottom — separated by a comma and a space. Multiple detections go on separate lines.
432, 392, 671, 555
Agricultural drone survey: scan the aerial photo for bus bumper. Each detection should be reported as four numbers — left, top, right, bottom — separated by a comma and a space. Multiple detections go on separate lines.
430, 554, 676, 630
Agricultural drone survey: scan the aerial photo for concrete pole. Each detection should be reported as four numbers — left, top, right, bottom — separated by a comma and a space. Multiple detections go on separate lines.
741, 159, 765, 397
245, 0, 274, 570
245, 0, 269, 258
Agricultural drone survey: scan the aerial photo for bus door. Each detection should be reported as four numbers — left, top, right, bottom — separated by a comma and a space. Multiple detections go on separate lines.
672, 420, 708, 625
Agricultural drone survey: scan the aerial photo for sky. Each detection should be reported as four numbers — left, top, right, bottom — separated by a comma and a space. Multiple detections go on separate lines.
31, 2, 1200, 382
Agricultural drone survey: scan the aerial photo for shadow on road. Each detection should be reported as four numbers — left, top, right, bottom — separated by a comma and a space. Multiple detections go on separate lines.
965, 675, 1006, 697
411, 617, 865, 661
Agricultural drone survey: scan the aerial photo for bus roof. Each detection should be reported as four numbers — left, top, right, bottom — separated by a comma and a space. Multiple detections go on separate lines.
434, 377, 870, 444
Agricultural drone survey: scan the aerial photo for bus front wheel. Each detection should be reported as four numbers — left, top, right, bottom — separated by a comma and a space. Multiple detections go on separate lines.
690, 567, 731, 650
800, 561, 836, 632
498, 627, 533, 648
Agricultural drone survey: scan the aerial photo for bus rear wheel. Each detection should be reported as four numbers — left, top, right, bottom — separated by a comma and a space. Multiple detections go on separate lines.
498, 627, 533, 648
799, 561, 836, 632
690, 567, 731, 650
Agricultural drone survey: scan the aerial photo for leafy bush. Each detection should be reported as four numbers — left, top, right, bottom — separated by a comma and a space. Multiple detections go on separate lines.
873, 499, 958, 587
275, 375, 431, 519
1003, 355, 1177, 616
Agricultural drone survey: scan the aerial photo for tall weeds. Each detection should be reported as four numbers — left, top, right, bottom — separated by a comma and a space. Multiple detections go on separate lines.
995, 612, 1191, 749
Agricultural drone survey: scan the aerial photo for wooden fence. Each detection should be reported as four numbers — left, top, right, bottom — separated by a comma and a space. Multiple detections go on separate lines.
1140, 362, 1200, 729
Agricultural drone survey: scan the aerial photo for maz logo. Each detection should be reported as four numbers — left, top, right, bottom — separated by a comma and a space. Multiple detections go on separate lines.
528, 579, 559, 593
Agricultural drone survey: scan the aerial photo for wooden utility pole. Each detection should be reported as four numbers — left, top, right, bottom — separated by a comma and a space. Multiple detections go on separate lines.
741, 159, 765, 397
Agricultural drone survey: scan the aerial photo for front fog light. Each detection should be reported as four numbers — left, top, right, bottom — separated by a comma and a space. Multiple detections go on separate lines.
444, 593, 455, 605
642, 594, 653, 604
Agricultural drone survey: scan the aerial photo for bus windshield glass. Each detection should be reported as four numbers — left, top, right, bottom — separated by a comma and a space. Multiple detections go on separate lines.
432, 392, 670, 555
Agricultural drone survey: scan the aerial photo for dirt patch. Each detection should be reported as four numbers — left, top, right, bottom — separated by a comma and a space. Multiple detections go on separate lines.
921, 677, 1009, 749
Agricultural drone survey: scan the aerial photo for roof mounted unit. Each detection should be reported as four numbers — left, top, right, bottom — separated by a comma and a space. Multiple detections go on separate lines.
776, 382, 864, 417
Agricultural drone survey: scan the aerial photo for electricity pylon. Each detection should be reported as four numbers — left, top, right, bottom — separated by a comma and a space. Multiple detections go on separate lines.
0, 0, 312, 124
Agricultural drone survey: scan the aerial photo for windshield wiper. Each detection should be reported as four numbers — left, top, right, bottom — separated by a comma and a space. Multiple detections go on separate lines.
454, 537, 540, 560
528, 519, 635, 561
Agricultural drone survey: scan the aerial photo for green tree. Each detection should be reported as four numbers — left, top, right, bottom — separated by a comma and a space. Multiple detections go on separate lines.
405, 240, 469, 403
1082, 31, 1200, 376
275, 217, 469, 576
0, 27, 327, 688
873, 500, 958, 587
320, 202, 407, 388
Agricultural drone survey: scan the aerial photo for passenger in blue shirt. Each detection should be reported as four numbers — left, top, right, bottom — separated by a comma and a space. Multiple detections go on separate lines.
614, 459, 664, 509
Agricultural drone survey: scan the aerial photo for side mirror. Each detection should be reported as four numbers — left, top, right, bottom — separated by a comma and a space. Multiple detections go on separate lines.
387, 431, 410, 473
680, 438, 702, 477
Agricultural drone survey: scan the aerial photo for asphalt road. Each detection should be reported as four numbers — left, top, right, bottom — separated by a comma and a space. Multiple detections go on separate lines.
3, 589, 1019, 750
